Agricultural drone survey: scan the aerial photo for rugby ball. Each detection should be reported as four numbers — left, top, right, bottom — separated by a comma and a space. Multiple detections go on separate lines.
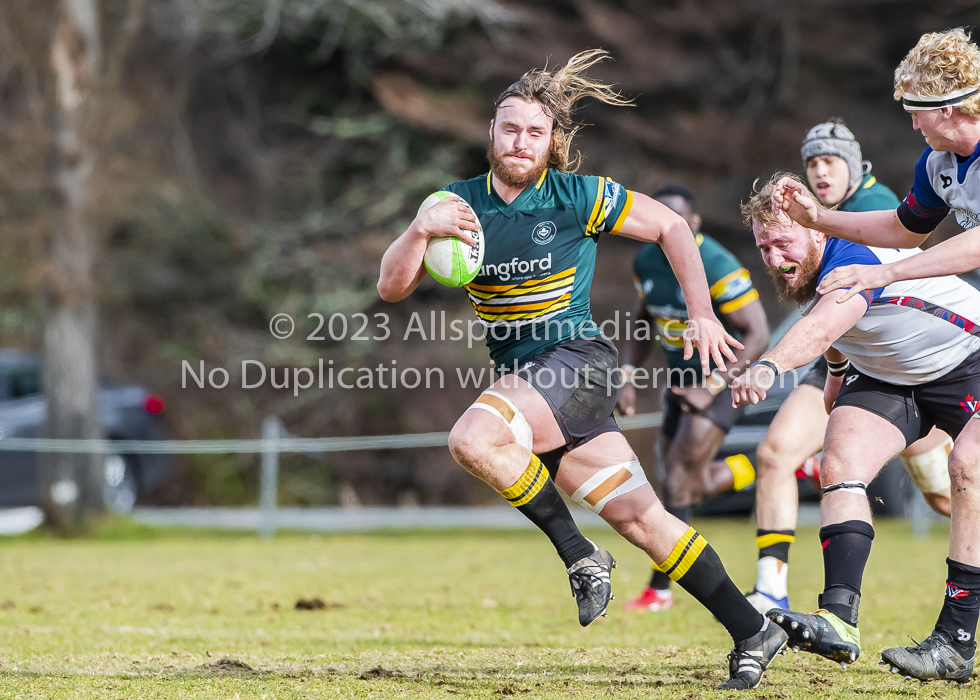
418, 191, 484, 287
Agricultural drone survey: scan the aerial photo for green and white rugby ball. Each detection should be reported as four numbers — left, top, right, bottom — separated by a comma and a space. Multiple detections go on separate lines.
418, 191, 484, 287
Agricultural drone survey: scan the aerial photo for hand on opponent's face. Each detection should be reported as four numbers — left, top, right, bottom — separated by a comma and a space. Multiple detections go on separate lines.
772, 177, 821, 229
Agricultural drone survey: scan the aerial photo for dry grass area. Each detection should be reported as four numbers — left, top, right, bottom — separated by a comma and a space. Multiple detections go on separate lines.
0, 518, 962, 698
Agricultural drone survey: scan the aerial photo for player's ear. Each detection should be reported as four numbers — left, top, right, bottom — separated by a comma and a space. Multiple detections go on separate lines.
489, 120, 495, 139
688, 214, 702, 233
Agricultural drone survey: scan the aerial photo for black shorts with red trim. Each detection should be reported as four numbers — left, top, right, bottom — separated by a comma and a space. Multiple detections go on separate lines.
834, 349, 980, 447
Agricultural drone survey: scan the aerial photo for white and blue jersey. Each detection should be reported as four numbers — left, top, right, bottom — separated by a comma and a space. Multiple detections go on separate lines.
898, 142, 980, 232
802, 238, 980, 385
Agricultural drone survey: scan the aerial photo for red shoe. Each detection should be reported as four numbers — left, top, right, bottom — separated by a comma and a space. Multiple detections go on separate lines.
622, 586, 673, 612
794, 455, 821, 489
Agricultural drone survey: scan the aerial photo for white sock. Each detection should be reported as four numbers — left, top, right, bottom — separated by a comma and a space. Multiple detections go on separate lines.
755, 556, 789, 600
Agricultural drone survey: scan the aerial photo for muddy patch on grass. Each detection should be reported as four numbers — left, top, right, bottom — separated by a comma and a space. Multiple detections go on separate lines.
295, 597, 346, 610
195, 658, 255, 674
359, 666, 404, 680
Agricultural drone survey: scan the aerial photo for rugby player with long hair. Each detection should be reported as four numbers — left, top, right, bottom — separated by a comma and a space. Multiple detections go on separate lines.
379, 50, 787, 690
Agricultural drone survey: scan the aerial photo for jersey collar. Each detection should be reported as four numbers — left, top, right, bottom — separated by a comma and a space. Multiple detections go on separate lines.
486, 169, 548, 216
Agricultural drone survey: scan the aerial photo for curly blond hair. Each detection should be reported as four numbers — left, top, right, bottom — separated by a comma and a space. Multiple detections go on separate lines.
741, 172, 825, 229
894, 28, 980, 116
493, 49, 633, 172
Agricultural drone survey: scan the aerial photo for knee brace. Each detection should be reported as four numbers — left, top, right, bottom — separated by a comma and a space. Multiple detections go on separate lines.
822, 480, 868, 496
901, 436, 953, 496
570, 461, 649, 514
467, 390, 533, 451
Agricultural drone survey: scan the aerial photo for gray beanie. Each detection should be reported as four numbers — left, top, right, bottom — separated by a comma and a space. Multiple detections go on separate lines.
800, 121, 869, 189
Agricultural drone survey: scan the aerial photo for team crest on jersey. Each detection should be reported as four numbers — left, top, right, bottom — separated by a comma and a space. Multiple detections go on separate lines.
947, 583, 969, 599
961, 394, 979, 414
532, 221, 557, 245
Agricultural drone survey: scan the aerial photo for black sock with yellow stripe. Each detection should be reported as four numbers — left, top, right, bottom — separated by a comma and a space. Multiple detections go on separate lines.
659, 527, 765, 644
498, 454, 594, 568
757, 529, 795, 563
650, 504, 692, 589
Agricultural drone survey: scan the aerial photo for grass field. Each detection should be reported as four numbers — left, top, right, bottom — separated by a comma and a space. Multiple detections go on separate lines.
0, 517, 964, 698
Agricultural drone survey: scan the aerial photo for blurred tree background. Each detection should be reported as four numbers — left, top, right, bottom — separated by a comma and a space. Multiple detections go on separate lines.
0, 0, 975, 509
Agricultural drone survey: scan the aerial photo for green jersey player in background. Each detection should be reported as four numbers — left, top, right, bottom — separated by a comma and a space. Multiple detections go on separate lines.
617, 184, 770, 613
378, 50, 787, 690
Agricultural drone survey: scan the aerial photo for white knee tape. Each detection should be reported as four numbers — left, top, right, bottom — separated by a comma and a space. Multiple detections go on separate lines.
467, 390, 533, 451
901, 437, 953, 496
570, 461, 648, 515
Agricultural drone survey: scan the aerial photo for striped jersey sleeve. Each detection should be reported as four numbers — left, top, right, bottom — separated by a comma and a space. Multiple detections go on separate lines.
703, 240, 758, 315
581, 176, 633, 237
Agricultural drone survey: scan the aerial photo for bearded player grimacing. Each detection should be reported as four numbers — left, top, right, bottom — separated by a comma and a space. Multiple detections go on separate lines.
378, 50, 787, 690
773, 29, 980, 683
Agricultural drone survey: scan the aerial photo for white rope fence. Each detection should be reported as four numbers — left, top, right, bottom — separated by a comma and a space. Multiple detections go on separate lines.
0, 412, 665, 454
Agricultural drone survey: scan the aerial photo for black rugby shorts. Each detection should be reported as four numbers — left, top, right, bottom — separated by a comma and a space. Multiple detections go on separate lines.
515, 335, 621, 470
834, 348, 980, 447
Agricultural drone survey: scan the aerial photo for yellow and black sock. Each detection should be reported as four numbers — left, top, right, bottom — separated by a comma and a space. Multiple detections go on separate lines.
725, 454, 756, 491
756, 529, 795, 563
659, 526, 764, 644
650, 504, 692, 590
498, 455, 593, 568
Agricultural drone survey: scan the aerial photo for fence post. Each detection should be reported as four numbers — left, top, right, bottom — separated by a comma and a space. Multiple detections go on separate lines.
259, 416, 280, 539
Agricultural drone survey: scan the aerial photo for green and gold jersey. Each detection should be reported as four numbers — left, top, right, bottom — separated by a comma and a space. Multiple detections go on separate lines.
633, 233, 758, 375
443, 169, 632, 368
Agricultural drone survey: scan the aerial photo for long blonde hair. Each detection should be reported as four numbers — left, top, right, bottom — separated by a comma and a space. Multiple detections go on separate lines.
493, 49, 633, 172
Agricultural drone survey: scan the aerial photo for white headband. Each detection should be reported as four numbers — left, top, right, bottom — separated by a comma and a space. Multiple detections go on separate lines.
902, 86, 980, 111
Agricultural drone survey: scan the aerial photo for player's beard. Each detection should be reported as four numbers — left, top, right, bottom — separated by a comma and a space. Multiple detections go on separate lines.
766, 241, 823, 305
487, 138, 549, 190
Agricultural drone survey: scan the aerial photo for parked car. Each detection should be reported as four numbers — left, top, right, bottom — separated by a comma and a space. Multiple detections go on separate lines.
0, 350, 169, 514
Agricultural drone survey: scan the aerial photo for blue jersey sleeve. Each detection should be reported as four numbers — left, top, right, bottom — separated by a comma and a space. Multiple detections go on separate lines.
818, 239, 886, 306
897, 148, 950, 233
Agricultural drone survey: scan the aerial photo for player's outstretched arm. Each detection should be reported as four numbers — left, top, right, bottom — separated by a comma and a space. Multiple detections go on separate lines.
818, 227, 980, 301
616, 193, 743, 375
772, 177, 926, 248
730, 289, 866, 407
378, 196, 479, 302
